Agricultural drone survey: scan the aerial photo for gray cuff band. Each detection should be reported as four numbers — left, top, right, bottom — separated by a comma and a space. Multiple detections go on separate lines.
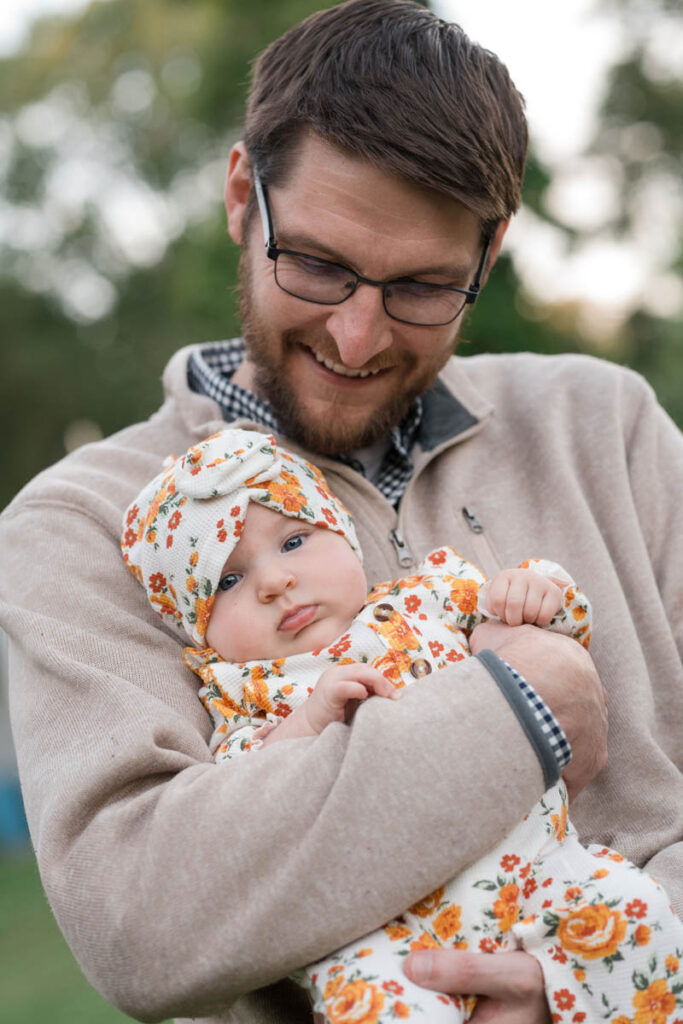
475, 648, 560, 790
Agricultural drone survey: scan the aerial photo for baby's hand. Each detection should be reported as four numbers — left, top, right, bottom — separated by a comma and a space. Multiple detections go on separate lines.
304, 663, 400, 735
482, 568, 567, 628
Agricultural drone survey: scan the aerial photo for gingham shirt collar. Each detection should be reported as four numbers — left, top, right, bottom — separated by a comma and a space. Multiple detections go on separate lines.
188, 339, 424, 504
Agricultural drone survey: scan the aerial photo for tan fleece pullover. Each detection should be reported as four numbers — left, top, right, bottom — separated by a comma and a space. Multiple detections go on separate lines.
1, 347, 681, 1023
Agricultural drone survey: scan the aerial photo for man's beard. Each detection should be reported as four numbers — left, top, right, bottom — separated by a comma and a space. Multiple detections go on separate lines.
238, 254, 457, 456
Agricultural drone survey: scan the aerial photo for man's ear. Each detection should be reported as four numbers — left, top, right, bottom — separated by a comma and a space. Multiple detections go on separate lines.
482, 218, 510, 284
225, 140, 252, 245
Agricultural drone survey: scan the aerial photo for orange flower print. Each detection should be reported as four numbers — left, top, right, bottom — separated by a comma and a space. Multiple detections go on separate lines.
612, 1017, 631, 1024
572, 605, 586, 621
408, 887, 445, 918
384, 924, 412, 941
186, 575, 197, 593
634, 924, 652, 946
168, 510, 182, 530
428, 549, 447, 566
479, 938, 501, 953
324, 974, 345, 1000
326, 979, 385, 1024
122, 527, 137, 547
551, 804, 568, 842
523, 877, 538, 899
230, 505, 240, 517
554, 989, 576, 1011
281, 684, 294, 696
429, 640, 445, 658
382, 981, 404, 996
433, 905, 462, 941
626, 899, 648, 919
410, 932, 440, 952
404, 594, 421, 613
373, 649, 414, 685
557, 903, 627, 960
394, 1002, 410, 1019
632, 978, 676, 1024
194, 595, 214, 638
665, 955, 679, 973
493, 883, 520, 933
356, 949, 372, 958
190, 550, 199, 566
565, 886, 583, 902
328, 635, 352, 658
150, 592, 179, 618
263, 478, 307, 515
216, 519, 228, 543
397, 575, 430, 591
593, 868, 609, 879
148, 572, 167, 593
274, 702, 292, 718
371, 615, 421, 652
500, 854, 520, 873
166, 534, 173, 549
449, 578, 479, 615
322, 507, 338, 526
243, 670, 274, 715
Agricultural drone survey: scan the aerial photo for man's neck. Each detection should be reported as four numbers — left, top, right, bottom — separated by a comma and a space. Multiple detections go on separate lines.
231, 357, 257, 392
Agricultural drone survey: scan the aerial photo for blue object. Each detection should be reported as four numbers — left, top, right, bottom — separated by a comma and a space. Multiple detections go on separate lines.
0, 776, 30, 849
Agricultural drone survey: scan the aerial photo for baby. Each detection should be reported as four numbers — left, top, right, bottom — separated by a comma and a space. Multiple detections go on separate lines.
122, 428, 683, 1024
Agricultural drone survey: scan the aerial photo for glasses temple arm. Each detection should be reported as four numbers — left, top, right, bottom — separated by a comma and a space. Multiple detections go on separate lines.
252, 166, 277, 251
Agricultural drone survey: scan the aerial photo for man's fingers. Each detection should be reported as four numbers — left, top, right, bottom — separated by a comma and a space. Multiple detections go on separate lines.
404, 949, 546, 1001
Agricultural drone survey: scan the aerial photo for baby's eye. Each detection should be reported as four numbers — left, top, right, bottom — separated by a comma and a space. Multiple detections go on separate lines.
218, 572, 242, 591
282, 534, 306, 553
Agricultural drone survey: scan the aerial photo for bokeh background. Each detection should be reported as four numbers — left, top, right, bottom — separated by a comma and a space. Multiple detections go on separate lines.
1, 0, 681, 1020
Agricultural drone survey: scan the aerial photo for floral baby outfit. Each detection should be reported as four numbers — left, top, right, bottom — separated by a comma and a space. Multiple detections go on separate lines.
122, 430, 683, 1024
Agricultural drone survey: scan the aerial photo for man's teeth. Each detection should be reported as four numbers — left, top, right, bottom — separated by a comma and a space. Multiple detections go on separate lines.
310, 349, 382, 378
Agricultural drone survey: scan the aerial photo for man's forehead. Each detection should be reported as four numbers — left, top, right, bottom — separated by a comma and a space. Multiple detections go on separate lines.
266, 134, 483, 276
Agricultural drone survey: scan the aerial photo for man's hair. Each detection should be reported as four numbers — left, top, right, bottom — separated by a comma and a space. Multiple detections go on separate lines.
244, 0, 528, 232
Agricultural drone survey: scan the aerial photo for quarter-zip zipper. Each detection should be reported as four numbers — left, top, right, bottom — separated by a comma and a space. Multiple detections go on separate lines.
390, 528, 415, 568
460, 505, 504, 576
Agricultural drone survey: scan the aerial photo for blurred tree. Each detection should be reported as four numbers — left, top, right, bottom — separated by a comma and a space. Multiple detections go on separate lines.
1, 0, 681, 514
462, 0, 683, 429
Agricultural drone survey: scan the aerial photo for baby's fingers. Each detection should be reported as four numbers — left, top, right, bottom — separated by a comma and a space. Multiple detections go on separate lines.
352, 665, 401, 700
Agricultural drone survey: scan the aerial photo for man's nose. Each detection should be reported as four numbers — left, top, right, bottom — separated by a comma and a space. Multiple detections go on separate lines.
324, 282, 394, 369
256, 562, 295, 602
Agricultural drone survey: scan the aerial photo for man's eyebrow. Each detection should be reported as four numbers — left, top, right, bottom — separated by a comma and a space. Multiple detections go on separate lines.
277, 228, 473, 281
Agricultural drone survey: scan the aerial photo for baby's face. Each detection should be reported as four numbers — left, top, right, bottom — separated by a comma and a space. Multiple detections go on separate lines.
205, 503, 367, 662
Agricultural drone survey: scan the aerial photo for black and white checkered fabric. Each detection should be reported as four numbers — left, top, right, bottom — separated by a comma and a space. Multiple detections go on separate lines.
188, 340, 420, 505
503, 660, 572, 769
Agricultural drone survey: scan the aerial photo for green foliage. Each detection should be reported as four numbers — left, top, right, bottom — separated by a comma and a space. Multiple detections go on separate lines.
1, 0, 682, 517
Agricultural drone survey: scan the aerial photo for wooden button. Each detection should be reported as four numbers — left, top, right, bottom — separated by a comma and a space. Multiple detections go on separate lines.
373, 603, 394, 622
410, 658, 432, 678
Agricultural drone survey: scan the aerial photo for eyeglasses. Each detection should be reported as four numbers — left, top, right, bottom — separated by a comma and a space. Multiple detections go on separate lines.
252, 166, 492, 327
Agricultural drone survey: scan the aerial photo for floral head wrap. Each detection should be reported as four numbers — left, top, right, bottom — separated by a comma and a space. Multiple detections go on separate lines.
121, 429, 361, 646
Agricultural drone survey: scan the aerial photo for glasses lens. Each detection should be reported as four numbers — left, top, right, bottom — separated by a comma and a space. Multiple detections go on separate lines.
384, 281, 467, 326
274, 252, 355, 304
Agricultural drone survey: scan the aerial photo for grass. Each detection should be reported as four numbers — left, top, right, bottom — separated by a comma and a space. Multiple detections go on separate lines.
0, 852, 170, 1024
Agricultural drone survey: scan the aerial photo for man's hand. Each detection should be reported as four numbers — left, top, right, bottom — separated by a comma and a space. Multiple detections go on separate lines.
469, 621, 608, 800
403, 949, 551, 1023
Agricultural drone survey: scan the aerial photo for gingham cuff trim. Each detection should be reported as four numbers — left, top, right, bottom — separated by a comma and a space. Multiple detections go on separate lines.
475, 649, 571, 790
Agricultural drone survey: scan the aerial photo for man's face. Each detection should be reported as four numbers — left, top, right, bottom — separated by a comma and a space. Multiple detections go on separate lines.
229, 134, 489, 454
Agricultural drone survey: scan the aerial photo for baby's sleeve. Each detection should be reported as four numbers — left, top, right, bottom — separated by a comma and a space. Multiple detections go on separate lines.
478, 558, 592, 648
182, 646, 283, 761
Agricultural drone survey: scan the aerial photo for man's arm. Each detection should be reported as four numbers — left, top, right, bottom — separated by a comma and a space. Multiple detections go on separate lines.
1, 499, 554, 1021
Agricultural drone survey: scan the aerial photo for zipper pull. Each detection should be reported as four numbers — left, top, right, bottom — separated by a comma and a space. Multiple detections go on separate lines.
390, 528, 415, 568
462, 506, 484, 534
